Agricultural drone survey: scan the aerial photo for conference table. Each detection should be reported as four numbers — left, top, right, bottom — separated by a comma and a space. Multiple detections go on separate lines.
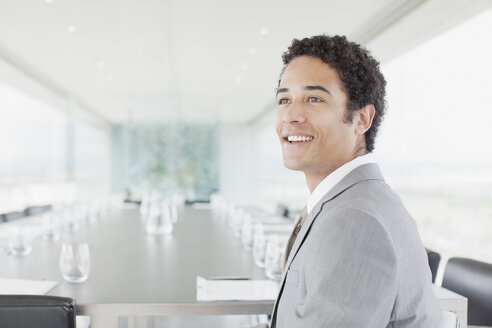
0, 206, 274, 327
0, 205, 468, 327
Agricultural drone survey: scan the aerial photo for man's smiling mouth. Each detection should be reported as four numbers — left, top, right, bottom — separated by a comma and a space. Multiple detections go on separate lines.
284, 135, 314, 143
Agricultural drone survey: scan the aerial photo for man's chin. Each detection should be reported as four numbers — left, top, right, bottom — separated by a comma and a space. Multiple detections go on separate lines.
283, 159, 305, 172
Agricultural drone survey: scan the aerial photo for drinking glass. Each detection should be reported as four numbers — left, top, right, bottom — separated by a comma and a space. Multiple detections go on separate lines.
62, 209, 80, 232
9, 226, 32, 256
169, 199, 178, 223
230, 207, 245, 237
42, 214, 61, 241
253, 231, 267, 267
59, 243, 91, 283
264, 235, 284, 280
72, 204, 89, 224
241, 217, 253, 251
88, 201, 102, 223
145, 201, 173, 235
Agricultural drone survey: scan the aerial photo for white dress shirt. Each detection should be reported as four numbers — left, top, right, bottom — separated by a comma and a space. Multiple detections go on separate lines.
306, 153, 376, 215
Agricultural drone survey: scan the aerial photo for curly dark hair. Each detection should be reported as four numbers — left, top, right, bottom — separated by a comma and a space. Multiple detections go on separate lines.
280, 35, 386, 153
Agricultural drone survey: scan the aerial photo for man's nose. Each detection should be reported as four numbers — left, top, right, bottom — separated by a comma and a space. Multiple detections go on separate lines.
282, 100, 307, 124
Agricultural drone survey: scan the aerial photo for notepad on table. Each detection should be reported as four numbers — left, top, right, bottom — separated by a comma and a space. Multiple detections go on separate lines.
196, 276, 279, 301
0, 277, 58, 295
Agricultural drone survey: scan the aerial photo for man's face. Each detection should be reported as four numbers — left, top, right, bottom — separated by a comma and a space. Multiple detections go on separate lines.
275, 56, 362, 183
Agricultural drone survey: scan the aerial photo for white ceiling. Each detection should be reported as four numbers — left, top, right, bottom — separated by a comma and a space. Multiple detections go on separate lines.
0, 0, 491, 125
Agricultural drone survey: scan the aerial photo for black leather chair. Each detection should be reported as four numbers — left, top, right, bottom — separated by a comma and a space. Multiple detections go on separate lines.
0, 295, 76, 328
426, 248, 441, 283
24, 204, 52, 216
442, 257, 492, 326
1, 211, 26, 222
275, 204, 289, 218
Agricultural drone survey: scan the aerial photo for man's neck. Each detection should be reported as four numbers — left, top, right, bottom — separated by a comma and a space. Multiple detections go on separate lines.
305, 148, 368, 193
306, 171, 333, 193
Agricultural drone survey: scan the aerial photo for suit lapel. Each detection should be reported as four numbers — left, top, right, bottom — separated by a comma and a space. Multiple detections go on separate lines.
283, 163, 384, 271
270, 163, 384, 326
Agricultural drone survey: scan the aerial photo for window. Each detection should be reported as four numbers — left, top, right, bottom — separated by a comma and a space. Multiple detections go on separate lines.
377, 7, 492, 265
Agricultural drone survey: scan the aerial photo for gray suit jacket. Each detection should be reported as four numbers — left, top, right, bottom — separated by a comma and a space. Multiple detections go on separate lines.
270, 163, 441, 328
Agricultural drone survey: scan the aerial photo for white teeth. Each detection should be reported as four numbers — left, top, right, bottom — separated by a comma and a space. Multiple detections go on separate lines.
287, 135, 313, 142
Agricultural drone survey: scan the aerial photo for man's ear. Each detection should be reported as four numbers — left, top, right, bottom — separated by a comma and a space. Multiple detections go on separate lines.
355, 104, 375, 135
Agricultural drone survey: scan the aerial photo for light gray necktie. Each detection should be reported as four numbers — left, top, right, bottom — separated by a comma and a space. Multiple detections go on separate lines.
284, 206, 308, 267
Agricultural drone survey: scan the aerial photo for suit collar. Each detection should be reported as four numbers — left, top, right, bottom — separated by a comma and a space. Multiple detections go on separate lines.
307, 153, 376, 214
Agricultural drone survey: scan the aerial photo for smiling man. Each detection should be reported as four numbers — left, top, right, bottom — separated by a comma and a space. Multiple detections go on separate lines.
269, 35, 442, 327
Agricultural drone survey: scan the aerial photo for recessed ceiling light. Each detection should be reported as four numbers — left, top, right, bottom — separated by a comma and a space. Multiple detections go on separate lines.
234, 75, 242, 83
260, 27, 269, 36
97, 61, 105, 69
45, 0, 54, 4
241, 64, 249, 71
249, 48, 258, 56
67, 25, 77, 34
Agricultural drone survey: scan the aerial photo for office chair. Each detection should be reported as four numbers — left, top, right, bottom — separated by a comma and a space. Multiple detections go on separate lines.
23, 204, 52, 216
1, 211, 26, 222
426, 248, 441, 283
275, 204, 289, 218
0, 295, 76, 328
442, 257, 492, 326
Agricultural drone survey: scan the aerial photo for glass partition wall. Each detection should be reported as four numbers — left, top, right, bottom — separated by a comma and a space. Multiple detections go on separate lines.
111, 122, 219, 202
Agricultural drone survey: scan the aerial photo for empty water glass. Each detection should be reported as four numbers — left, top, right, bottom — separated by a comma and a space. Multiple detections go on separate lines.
59, 243, 91, 283
61, 210, 80, 232
73, 204, 89, 224
88, 201, 102, 223
9, 226, 32, 256
264, 235, 284, 280
171, 194, 185, 209
253, 233, 267, 267
140, 192, 150, 217
42, 214, 61, 241
145, 202, 173, 235
241, 217, 253, 251
169, 199, 178, 223
230, 207, 245, 237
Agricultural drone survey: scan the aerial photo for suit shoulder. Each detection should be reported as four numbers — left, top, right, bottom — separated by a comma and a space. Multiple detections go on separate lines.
330, 179, 415, 226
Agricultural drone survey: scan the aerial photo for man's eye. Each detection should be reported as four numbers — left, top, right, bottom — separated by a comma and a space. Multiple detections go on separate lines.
308, 96, 321, 102
278, 98, 290, 105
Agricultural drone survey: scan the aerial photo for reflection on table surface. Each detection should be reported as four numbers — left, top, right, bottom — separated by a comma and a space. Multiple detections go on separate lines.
1, 206, 274, 301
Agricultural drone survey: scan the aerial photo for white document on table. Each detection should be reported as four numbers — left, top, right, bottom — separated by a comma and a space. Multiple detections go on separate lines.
0, 277, 58, 295
196, 276, 279, 301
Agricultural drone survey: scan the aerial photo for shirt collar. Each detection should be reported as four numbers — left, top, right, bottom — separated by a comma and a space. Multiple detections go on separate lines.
306, 153, 376, 215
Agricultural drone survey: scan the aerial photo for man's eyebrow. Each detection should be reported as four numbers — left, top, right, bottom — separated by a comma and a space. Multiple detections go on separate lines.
276, 87, 288, 95
275, 85, 331, 96
304, 85, 331, 94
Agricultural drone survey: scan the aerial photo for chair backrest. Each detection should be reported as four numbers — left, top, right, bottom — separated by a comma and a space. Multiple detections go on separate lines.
0, 295, 76, 328
426, 248, 441, 283
24, 204, 53, 216
1, 211, 26, 222
275, 204, 289, 218
442, 257, 492, 326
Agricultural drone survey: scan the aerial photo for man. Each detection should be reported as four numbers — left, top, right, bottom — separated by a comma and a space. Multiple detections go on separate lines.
270, 35, 441, 327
